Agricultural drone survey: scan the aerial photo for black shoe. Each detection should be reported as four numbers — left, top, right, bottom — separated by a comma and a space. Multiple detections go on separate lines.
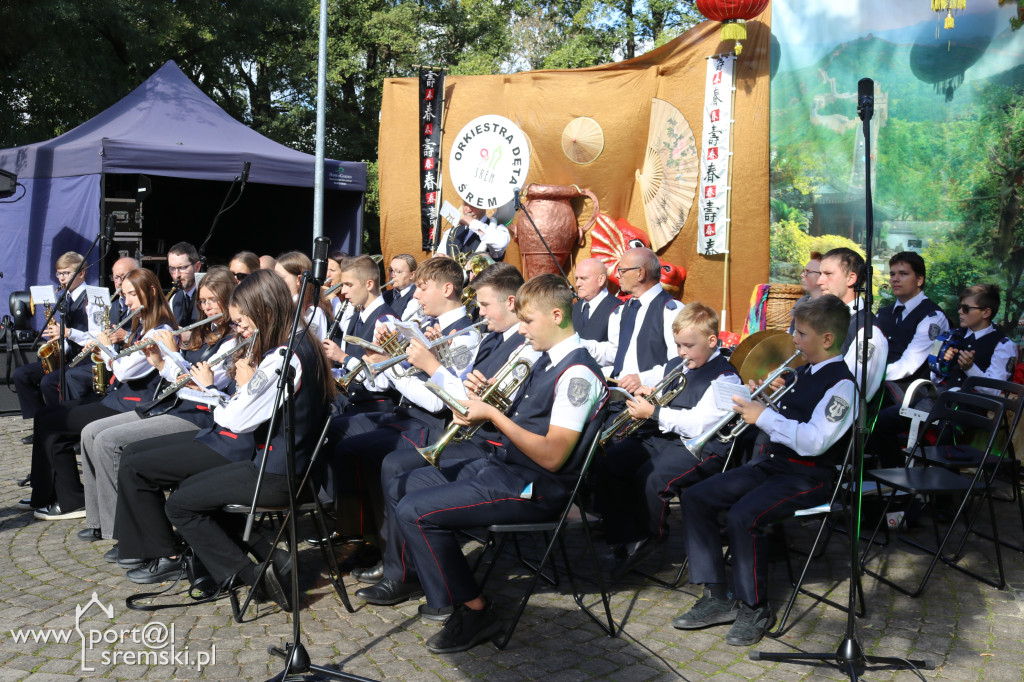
426, 600, 501, 653
352, 561, 384, 584
257, 563, 292, 612
611, 537, 657, 579
18, 474, 31, 487
21, 435, 33, 445
337, 543, 382, 573
127, 556, 185, 584
356, 577, 424, 605
17, 498, 35, 511
419, 603, 454, 622
104, 544, 148, 568
304, 530, 354, 547
77, 528, 103, 542
33, 502, 86, 521
725, 602, 775, 646
672, 588, 740, 629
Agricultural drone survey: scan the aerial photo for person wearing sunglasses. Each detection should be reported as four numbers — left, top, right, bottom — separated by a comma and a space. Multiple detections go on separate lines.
228, 251, 259, 283
876, 251, 949, 388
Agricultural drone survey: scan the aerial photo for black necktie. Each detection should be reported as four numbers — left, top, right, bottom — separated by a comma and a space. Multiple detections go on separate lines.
346, 308, 360, 337
893, 304, 905, 325
475, 331, 502, 367
612, 298, 641, 376
179, 293, 192, 326
580, 301, 591, 328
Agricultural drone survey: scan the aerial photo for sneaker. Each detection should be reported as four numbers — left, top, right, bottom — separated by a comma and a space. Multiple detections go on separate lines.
16, 498, 35, 510
426, 600, 502, 654
34, 502, 86, 521
672, 588, 740, 629
725, 602, 775, 646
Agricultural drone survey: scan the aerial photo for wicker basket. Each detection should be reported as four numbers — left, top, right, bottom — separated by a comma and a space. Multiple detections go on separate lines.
764, 284, 805, 330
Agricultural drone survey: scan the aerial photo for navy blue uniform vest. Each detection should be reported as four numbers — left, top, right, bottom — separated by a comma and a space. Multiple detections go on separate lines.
263, 335, 331, 476
100, 327, 163, 412
877, 298, 944, 378
659, 354, 738, 457
394, 313, 475, 425
59, 292, 90, 358
752, 360, 854, 467
940, 328, 1008, 390
466, 331, 529, 441
573, 294, 622, 342
385, 286, 417, 319
839, 306, 869, 357
344, 302, 397, 361
625, 289, 679, 373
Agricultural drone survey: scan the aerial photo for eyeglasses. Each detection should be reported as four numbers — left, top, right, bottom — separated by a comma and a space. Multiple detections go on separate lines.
168, 264, 195, 273
958, 304, 984, 313
232, 272, 248, 281
801, 269, 821, 277
616, 266, 640, 276
55, 270, 74, 278
198, 298, 218, 307
112, 274, 128, 282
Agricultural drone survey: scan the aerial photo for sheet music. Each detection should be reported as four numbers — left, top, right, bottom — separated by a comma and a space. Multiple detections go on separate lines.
85, 285, 110, 307
440, 201, 461, 228
30, 286, 56, 305
391, 319, 430, 346
712, 379, 750, 412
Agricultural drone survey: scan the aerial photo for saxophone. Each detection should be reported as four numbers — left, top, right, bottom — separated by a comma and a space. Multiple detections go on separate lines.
37, 302, 62, 374
92, 301, 113, 395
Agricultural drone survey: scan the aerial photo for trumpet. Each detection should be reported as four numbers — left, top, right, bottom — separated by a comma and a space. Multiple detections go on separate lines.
360, 320, 488, 380
683, 350, 802, 459
153, 331, 258, 401
69, 305, 145, 367
418, 344, 534, 467
111, 314, 222, 360
599, 364, 687, 445
334, 359, 368, 395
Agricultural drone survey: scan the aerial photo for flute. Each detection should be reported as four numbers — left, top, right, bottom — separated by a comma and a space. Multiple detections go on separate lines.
111, 314, 223, 360
153, 331, 258, 401
68, 305, 145, 367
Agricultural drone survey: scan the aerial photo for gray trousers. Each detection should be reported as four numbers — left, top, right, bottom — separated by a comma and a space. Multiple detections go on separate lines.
81, 410, 198, 538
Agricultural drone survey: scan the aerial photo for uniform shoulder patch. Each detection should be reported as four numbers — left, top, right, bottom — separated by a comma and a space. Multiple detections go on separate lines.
450, 345, 473, 372
866, 341, 876, 361
567, 377, 590, 407
928, 323, 941, 341
665, 299, 681, 311
825, 395, 850, 423
248, 369, 270, 395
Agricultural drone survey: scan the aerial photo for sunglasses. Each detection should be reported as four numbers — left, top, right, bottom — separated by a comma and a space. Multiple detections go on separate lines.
958, 304, 984, 313
232, 272, 249, 282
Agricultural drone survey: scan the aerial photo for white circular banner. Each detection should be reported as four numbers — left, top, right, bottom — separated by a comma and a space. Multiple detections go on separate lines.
448, 115, 530, 210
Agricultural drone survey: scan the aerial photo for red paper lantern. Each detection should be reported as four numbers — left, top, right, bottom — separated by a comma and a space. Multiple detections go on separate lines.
696, 0, 770, 54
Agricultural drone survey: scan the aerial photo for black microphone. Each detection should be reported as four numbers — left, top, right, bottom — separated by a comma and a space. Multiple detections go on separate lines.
311, 236, 331, 287
513, 187, 521, 211
857, 78, 874, 122
103, 213, 116, 247
239, 161, 251, 185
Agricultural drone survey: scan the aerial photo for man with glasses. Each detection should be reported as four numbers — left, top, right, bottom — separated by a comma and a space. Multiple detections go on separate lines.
788, 252, 822, 333
166, 242, 202, 327
383, 254, 421, 323
581, 247, 680, 393
572, 257, 621, 342
876, 251, 949, 388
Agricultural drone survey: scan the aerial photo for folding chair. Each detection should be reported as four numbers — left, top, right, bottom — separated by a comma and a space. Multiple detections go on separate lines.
860, 391, 1007, 597
472, 406, 616, 650
222, 415, 354, 621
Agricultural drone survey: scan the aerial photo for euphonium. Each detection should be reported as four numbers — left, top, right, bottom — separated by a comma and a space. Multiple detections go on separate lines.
599, 364, 688, 445
418, 344, 534, 467
68, 305, 145, 367
111, 314, 222, 360
37, 302, 61, 374
683, 350, 802, 459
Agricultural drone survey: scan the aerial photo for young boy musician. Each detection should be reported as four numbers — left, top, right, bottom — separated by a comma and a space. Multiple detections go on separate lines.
675, 295, 855, 647
363, 274, 607, 653
594, 302, 741, 577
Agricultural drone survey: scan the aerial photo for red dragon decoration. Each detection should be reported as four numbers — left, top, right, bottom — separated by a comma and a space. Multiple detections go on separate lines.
590, 213, 686, 298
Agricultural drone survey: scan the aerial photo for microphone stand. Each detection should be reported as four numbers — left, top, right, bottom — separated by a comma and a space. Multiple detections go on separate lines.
514, 188, 580, 300
750, 79, 932, 679
191, 161, 250, 323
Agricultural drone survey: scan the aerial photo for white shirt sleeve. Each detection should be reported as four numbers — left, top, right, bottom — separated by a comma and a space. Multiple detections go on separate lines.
583, 307, 620, 369
108, 325, 173, 382
965, 337, 1018, 394
886, 312, 949, 381
549, 365, 605, 432
636, 302, 681, 386
658, 373, 742, 439
470, 218, 511, 259
305, 306, 329, 342
755, 377, 856, 458
384, 330, 480, 411
215, 349, 303, 433
843, 326, 887, 401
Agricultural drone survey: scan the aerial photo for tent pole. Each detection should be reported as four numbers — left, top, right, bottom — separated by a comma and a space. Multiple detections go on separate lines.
311, 0, 328, 244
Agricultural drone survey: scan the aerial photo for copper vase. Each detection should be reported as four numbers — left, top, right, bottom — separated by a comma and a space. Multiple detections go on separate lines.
511, 183, 600, 279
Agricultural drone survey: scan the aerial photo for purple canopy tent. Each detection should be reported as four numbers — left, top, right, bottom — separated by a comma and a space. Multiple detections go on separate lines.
0, 60, 366, 293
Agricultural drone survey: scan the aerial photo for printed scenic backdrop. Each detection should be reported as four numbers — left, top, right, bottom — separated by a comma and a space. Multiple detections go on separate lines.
769, 0, 1024, 338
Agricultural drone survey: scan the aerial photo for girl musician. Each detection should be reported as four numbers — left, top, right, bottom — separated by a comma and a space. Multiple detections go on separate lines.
274, 250, 334, 341
25, 268, 177, 520
112, 270, 335, 604
78, 266, 240, 542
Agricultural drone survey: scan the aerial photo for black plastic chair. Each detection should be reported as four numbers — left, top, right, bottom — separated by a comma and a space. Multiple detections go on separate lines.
472, 406, 616, 649
860, 391, 1007, 597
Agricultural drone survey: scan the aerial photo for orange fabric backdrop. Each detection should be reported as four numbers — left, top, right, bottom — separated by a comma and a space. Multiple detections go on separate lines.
378, 16, 771, 332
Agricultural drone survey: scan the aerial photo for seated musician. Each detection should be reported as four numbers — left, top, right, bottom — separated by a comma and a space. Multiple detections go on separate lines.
593, 302, 741, 578
23, 269, 177, 520
166, 242, 203, 327
13, 252, 99, 428
274, 250, 334, 340
353, 263, 538, 614
323, 250, 349, 317
580, 246, 680, 394
870, 283, 1016, 467
367, 274, 607, 653
107, 257, 141, 346
675, 295, 854, 647
572, 257, 621, 342
112, 270, 334, 601
384, 254, 422, 323
435, 202, 509, 262
228, 251, 259, 282
816, 248, 887, 400
77, 266, 239, 542
876, 251, 949, 392
324, 257, 480, 547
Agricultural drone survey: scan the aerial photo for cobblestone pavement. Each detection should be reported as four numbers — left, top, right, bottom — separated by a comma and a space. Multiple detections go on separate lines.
1, 414, 1023, 681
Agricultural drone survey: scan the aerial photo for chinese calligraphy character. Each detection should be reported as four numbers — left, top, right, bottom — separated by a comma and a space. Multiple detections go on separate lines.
704, 164, 721, 183
709, 109, 720, 123
423, 171, 437, 191
422, 103, 435, 122
424, 88, 435, 101
424, 122, 434, 136
422, 141, 437, 157
711, 87, 722, 106
703, 238, 718, 255
425, 191, 436, 205
424, 71, 438, 88
423, 157, 435, 171
707, 147, 719, 161
704, 186, 717, 199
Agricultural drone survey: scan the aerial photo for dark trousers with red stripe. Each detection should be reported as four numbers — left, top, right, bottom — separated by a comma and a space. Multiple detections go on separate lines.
114, 433, 231, 560
29, 396, 115, 510
387, 457, 568, 608
681, 456, 834, 607
12, 361, 93, 419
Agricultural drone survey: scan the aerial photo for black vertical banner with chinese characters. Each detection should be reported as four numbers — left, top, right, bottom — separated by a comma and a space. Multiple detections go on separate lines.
418, 67, 446, 251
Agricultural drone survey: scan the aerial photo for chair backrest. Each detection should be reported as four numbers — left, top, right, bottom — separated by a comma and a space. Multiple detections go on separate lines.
909, 391, 1006, 464
961, 377, 1024, 454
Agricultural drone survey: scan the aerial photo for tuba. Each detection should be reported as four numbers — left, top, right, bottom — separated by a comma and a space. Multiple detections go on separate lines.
418, 344, 534, 467
599, 364, 687, 445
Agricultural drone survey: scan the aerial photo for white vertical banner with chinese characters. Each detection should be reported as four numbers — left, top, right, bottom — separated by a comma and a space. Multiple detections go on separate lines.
418, 67, 446, 251
697, 54, 735, 256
